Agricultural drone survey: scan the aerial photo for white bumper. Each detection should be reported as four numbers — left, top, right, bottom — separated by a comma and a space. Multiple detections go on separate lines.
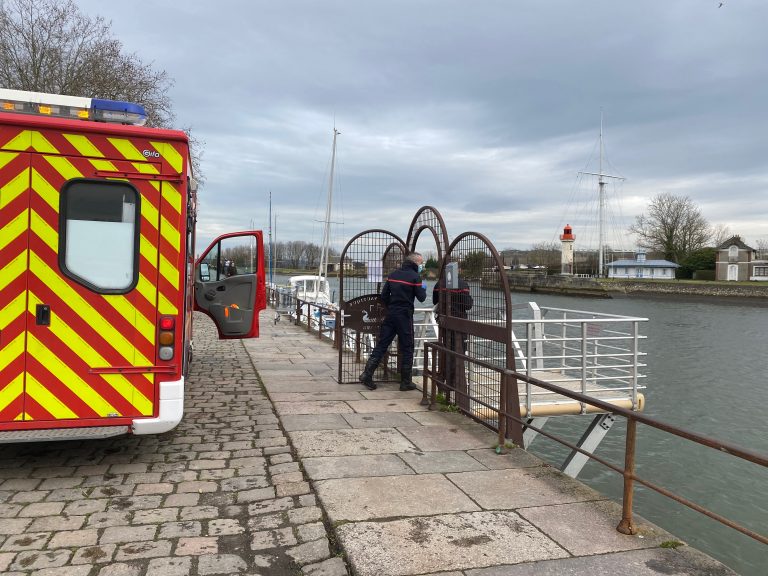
132, 377, 185, 435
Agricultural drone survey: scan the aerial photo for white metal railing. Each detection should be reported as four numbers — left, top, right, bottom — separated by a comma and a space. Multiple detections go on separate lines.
271, 294, 647, 414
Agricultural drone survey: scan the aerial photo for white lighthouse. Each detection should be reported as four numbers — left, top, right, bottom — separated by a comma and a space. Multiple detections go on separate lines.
560, 224, 575, 275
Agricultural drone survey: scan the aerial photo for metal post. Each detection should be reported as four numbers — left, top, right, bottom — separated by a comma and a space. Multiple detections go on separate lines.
617, 417, 637, 535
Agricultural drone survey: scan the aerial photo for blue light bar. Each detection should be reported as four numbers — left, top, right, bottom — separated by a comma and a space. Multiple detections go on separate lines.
91, 98, 147, 126
0, 89, 147, 126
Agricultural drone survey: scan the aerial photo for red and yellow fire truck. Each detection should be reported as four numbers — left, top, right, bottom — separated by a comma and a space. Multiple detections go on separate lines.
0, 89, 266, 442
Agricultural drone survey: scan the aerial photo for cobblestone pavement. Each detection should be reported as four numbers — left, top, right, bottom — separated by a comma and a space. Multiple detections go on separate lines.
0, 314, 349, 576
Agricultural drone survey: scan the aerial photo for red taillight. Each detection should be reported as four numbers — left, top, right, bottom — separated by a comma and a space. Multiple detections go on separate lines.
159, 316, 175, 330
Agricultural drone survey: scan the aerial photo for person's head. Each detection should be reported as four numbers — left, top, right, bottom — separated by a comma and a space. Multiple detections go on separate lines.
406, 252, 424, 272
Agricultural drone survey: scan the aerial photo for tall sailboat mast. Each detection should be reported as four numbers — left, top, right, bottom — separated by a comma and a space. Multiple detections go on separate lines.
579, 111, 624, 276
268, 191, 273, 286
317, 128, 339, 281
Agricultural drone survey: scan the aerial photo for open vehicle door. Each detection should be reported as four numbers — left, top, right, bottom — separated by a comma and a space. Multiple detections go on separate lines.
194, 231, 266, 338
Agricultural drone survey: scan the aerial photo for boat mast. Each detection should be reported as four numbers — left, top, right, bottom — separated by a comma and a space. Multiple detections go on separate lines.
268, 191, 273, 286
579, 110, 624, 277
317, 128, 339, 283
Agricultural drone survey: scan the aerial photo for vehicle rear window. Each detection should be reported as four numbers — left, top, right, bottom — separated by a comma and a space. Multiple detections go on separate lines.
59, 179, 140, 293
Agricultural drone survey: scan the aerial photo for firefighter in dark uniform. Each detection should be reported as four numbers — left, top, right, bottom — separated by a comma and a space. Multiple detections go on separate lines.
359, 252, 427, 391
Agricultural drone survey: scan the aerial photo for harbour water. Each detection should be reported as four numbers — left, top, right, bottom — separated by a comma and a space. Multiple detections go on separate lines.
519, 292, 768, 576
272, 275, 767, 573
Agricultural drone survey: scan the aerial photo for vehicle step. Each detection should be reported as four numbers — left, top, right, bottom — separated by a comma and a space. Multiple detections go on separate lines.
0, 426, 130, 444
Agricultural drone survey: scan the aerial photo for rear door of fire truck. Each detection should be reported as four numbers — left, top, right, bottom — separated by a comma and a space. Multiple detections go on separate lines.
2, 138, 168, 431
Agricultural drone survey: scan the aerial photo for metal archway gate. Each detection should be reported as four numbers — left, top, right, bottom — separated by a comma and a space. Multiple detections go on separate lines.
406, 205, 450, 266
434, 231, 524, 445
337, 230, 407, 384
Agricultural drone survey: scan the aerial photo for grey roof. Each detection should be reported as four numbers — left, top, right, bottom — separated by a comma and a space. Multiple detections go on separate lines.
608, 259, 680, 268
717, 235, 753, 250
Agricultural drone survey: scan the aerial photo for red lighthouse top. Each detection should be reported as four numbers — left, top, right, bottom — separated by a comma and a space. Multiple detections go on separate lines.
560, 224, 575, 241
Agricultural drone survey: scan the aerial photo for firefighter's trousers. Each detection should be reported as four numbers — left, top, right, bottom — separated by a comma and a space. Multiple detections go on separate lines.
369, 311, 415, 373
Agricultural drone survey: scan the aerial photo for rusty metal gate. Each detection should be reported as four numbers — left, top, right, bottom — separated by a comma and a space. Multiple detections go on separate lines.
405, 205, 450, 263
337, 230, 407, 384
435, 231, 523, 445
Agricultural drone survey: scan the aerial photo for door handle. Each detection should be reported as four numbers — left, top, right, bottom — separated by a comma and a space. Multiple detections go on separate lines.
36, 304, 51, 326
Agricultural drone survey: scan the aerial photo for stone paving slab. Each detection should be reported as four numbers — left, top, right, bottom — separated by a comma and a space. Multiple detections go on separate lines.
465, 547, 738, 575
346, 399, 430, 413
270, 392, 364, 402
447, 467, 605, 509
336, 511, 569, 576
288, 428, 417, 458
273, 401, 355, 415
398, 450, 489, 474
517, 500, 672, 555
303, 455, 415, 480
396, 425, 499, 451
341, 412, 421, 428
280, 414, 351, 432
316, 474, 481, 521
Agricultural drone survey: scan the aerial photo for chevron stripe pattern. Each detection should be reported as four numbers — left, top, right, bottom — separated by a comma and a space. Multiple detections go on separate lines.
0, 126, 187, 424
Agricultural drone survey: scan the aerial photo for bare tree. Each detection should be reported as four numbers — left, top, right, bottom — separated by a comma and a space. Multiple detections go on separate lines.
303, 243, 321, 269
283, 241, 308, 269
755, 239, 768, 260
629, 193, 710, 263
0, 0, 205, 180
1, 0, 172, 125
529, 241, 561, 270
711, 224, 732, 248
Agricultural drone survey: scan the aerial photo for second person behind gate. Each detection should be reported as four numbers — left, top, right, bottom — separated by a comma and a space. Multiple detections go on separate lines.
359, 252, 427, 391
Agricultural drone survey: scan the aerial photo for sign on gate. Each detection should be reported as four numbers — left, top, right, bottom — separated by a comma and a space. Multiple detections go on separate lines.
342, 295, 387, 333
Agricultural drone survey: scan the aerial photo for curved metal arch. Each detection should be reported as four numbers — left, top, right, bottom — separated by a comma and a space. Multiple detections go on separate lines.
438, 230, 523, 445
338, 229, 408, 384
405, 206, 450, 266
339, 228, 407, 303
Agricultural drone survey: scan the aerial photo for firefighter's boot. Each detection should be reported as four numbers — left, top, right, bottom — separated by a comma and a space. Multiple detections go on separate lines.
399, 368, 418, 391
359, 357, 379, 390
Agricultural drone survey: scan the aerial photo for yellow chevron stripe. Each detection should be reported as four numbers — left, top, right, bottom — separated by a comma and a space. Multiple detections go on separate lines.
0, 151, 19, 170
63, 134, 104, 158
25, 373, 78, 419
27, 291, 152, 414
139, 235, 158, 267
160, 214, 181, 252
44, 155, 82, 181
162, 181, 182, 214
15, 412, 24, 421
2, 130, 32, 151
0, 169, 29, 209
158, 292, 178, 316
0, 209, 29, 253
26, 334, 116, 416
28, 253, 153, 365
152, 141, 183, 173
104, 292, 155, 345
31, 168, 60, 212
0, 254, 27, 297
159, 252, 180, 290
0, 373, 24, 414
29, 210, 57, 252
136, 274, 157, 308
140, 193, 160, 231
31, 132, 58, 154
0, 328, 24, 371
107, 138, 144, 161
131, 162, 159, 175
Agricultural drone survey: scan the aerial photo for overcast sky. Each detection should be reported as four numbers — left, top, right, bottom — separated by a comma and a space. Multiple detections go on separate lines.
74, 0, 768, 254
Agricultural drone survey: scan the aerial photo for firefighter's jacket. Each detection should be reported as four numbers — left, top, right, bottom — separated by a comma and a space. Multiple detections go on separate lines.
380, 261, 427, 313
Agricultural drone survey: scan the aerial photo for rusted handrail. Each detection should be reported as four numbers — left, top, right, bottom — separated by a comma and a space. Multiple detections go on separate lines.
423, 340, 768, 546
